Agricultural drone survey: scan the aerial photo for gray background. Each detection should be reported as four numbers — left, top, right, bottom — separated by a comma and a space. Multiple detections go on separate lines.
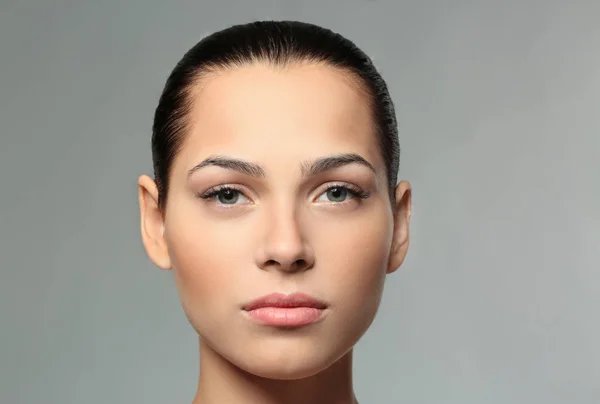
1, 1, 598, 403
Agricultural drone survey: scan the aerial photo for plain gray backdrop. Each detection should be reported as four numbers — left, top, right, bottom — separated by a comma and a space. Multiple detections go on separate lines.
1, 1, 598, 403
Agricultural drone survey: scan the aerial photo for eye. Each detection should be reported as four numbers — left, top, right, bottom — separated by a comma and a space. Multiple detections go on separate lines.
196, 185, 250, 206
315, 184, 370, 203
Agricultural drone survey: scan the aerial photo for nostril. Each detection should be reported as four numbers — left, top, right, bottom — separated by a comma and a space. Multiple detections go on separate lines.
293, 259, 309, 271
261, 258, 312, 272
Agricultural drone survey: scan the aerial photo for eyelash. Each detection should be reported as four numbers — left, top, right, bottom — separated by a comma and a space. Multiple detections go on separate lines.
195, 183, 370, 203
196, 185, 246, 201
324, 183, 371, 200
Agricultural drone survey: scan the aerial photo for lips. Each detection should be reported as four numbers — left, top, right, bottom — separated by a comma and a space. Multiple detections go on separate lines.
242, 293, 328, 327
243, 292, 328, 310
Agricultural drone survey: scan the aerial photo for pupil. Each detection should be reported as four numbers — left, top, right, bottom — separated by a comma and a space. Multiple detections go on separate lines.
219, 190, 239, 204
328, 187, 347, 202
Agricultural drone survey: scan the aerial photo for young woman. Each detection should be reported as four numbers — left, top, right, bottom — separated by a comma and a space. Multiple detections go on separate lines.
138, 20, 412, 404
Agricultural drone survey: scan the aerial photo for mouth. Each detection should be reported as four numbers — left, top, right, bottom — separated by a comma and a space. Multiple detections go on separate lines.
242, 292, 328, 328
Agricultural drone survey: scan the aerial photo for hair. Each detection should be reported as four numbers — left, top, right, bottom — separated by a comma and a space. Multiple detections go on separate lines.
152, 20, 399, 210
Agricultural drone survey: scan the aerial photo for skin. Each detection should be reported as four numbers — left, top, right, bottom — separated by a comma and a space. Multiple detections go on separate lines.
138, 62, 412, 404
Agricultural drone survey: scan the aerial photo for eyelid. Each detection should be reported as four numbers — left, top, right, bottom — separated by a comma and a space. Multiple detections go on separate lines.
196, 184, 253, 201
196, 181, 369, 202
316, 181, 354, 190
312, 182, 370, 201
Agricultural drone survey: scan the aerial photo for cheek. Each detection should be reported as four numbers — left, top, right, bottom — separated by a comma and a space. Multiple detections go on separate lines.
317, 207, 393, 305
311, 208, 393, 350
164, 212, 244, 331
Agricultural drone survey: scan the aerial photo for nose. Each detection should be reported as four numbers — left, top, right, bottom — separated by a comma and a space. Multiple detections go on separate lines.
255, 209, 315, 273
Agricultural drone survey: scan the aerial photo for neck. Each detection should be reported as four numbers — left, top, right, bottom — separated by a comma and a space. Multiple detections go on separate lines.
192, 338, 358, 404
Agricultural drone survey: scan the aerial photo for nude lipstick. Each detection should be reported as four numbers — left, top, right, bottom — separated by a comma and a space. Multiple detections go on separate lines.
242, 293, 328, 327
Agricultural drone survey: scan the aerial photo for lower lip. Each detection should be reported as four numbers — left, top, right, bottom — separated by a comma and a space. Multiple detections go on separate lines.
244, 307, 326, 327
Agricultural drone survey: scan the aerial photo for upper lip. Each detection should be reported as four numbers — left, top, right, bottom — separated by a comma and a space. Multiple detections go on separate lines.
242, 292, 328, 311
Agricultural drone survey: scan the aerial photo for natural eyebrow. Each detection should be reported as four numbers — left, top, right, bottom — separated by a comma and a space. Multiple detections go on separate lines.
188, 155, 266, 178
300, 153, 375, 177
187, 153, 375, 179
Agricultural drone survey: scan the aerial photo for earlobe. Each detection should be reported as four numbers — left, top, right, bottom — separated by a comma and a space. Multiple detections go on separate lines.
138, 175, 172, 270
387, 181, 412, 274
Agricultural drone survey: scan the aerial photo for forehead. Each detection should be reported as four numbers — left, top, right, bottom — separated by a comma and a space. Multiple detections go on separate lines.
178, 63, 383, 172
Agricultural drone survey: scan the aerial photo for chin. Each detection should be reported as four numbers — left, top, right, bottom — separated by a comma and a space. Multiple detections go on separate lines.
237, 354, 332, 380
229, 337, 348, 380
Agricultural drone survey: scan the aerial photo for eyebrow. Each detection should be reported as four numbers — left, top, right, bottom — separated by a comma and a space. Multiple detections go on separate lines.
300, 153, 375, 177
187, 153, 375, 179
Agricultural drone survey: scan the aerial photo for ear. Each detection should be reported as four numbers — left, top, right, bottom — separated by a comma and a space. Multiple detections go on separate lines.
138, 175, 172, 270
387, 181, 412, 274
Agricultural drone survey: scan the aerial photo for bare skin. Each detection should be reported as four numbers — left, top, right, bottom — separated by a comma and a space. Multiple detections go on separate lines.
138, 62, 411, 404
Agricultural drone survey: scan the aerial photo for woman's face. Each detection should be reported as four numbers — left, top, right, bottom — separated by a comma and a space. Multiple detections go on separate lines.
140, 63, 410, 379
